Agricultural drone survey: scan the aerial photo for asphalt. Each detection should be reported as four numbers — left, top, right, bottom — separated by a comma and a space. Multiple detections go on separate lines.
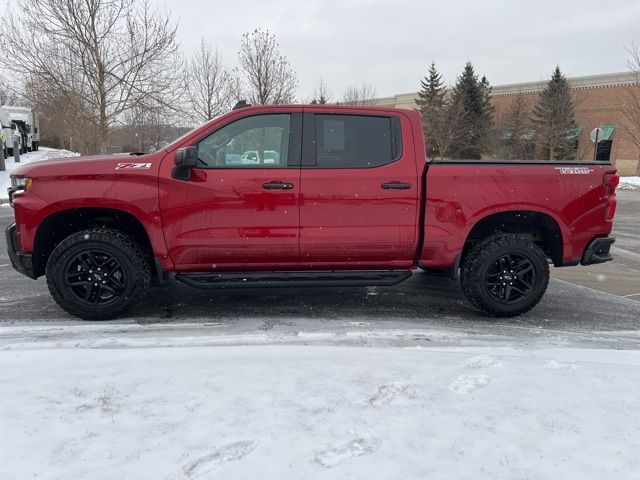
1, 192, 639, 347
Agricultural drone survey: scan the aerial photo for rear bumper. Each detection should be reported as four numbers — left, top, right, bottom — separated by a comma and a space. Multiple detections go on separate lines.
5, 222, 35, 279
581, 236, 615, 266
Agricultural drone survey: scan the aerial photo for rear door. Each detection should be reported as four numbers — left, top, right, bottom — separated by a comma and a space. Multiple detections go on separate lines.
299, 110, 420, 268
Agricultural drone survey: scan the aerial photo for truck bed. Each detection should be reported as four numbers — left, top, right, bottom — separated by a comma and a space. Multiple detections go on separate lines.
420, 161, 617, 270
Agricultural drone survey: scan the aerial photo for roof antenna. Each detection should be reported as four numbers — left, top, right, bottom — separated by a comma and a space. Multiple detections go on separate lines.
233, 100, 251, 110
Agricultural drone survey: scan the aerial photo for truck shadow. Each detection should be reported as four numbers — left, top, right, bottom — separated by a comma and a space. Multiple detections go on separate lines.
131, 270, 640, 333
135, 271, 471, 323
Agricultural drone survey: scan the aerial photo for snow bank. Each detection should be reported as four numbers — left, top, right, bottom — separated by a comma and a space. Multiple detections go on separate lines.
0, 147, 80, 198
618, 176, 640, 190
1, 338, 639, 479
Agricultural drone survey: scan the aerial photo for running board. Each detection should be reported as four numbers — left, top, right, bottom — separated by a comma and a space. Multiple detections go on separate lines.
175, 270, 413, 289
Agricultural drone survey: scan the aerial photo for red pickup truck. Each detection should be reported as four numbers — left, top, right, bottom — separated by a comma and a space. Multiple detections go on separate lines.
6, 103, 619, 320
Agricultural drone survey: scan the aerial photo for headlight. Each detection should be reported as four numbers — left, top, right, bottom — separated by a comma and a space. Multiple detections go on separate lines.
11, 177, 32, 190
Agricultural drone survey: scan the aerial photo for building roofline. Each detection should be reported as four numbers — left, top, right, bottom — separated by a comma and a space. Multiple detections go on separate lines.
491, 71, 637, 96
376, 71, 638, 104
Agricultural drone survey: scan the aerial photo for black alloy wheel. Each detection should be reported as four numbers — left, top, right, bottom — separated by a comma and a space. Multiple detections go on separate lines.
484, 253, 536, 304
46, 229, 151, 320
460, 235, 550, 317
63, 249, 127, 305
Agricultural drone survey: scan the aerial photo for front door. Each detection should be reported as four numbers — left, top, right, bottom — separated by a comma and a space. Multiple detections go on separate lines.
299, 111, 420, 269
159, 111, 302, 270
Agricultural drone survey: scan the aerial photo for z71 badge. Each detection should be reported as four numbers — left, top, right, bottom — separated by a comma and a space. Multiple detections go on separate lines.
554, 167, 594, 175
115, 162, 152, 170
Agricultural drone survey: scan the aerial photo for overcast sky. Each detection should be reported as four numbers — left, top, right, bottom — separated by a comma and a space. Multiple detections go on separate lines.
157, 0, 639, 100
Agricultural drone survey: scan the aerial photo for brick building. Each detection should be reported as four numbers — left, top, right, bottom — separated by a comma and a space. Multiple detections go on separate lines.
375, 72, 640, 175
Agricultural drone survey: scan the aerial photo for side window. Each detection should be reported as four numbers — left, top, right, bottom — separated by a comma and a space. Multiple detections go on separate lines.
197, 114, 290, 168
314, 114, 396, 168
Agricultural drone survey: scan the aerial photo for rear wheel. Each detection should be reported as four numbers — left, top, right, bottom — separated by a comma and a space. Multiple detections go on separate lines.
460, 235, 549, 317
46, 229, 150, 320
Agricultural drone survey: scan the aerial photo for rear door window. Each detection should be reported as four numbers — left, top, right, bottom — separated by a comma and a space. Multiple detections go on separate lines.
313, 114, 397, 168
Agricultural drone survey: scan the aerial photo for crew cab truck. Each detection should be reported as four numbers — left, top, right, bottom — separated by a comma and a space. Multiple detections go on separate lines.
6, 104, 619, 320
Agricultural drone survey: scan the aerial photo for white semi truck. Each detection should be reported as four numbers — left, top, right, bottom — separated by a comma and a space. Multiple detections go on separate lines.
0, 105, 40, 157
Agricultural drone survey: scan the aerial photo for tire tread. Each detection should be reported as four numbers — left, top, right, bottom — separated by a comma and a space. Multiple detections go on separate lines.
460, 234, 549, 317
46, 228, 150, 320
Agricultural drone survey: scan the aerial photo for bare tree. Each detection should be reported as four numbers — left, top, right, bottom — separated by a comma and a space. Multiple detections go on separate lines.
1, 0, 182, 153
238, 28, 297, 105
498, 95, 532, 160
620, 43, 640, 174
186, 39, 233, 125
341, 83, 377, 106
25, 74, 99, 152
429, 96, 469, 160
310, 79, 331, 104
0, 75, 22, 105
118, 99, 177, 152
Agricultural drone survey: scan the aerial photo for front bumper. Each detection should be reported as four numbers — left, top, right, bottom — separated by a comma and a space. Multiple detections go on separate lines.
581, 236, 615, 266
5, 222, 35, 279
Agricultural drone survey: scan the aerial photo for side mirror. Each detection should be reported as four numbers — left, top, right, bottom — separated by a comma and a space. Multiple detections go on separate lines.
172, 146, 198, 181
174, 146, 198, 167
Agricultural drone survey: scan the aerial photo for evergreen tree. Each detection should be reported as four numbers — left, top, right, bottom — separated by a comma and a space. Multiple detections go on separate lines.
415, 62, 446, 158
450, 62, 494, 159
532, 66, 578, 160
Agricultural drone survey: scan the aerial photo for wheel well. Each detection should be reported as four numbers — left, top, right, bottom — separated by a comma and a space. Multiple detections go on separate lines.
32, 208, 155, 278
463, 211, 563, 266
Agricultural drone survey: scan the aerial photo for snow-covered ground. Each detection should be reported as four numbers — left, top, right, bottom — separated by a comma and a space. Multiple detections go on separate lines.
0, 147, 79, 197
618, 176, 640, 190
1, 325, 639, 479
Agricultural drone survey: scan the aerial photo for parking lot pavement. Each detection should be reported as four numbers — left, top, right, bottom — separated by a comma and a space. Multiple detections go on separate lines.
1, 193, 639, 347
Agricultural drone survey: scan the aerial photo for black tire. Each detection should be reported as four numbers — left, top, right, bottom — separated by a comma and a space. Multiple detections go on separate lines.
460, 234, 549, 317
46, 228, 150, 320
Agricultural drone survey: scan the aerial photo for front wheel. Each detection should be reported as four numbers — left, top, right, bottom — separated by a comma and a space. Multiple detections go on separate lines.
46, 229, 151, 320
460, 235, 549, 317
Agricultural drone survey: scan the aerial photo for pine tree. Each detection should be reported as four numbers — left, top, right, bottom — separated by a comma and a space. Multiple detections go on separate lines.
532, 66, 578, 160
450, 63, 494, 159
415, 62, 446, 159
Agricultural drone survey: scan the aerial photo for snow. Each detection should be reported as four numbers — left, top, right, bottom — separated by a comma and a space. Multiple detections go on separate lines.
0, 147, 79, 198
1, 326, 640, 479
618, 176, 640, 190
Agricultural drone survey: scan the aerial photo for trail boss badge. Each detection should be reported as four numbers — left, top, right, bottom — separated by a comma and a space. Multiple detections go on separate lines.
554, 167, 594, 175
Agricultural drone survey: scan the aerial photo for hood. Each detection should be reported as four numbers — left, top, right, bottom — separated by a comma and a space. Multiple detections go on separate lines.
11, 152, 158, 178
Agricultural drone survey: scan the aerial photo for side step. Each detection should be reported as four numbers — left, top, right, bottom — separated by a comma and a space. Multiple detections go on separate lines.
175, 270, 413, 289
